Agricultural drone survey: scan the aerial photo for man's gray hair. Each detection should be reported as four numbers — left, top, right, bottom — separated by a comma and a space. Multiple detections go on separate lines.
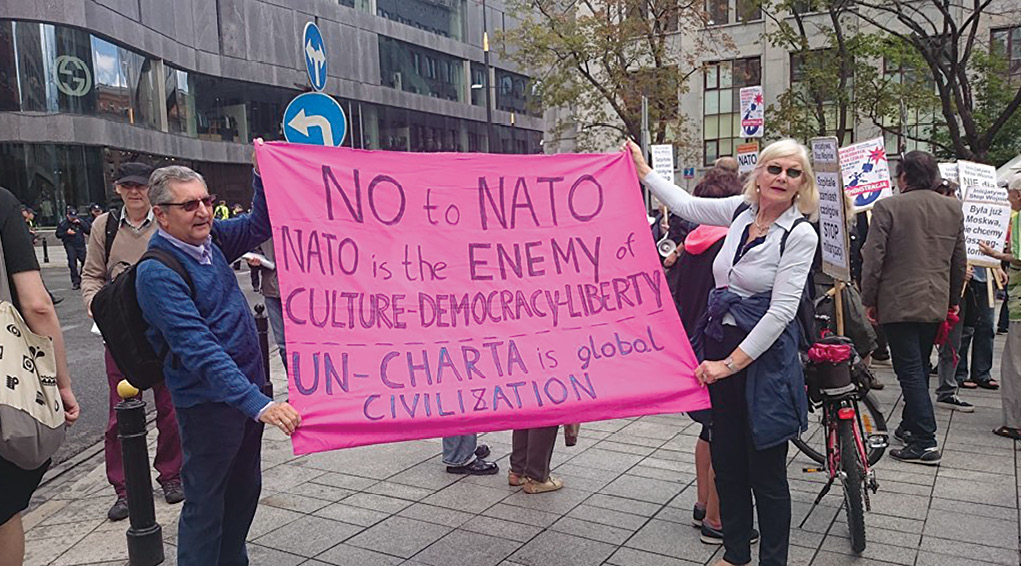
1009, 173, 1021, 194
148, 166, 207, 206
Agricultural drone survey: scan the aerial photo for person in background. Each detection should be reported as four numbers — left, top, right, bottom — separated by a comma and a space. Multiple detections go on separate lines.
81, 162, 184, 522
89, 203, 104, 221
55, 207, 90, 290
0, 186, 79, 566
213, 199, 230, 221
861, 151, 966, 465
249, 240, 285, 367
979, 174, 1021, 440
628, 138, 817, 566
672, 166, 744, 545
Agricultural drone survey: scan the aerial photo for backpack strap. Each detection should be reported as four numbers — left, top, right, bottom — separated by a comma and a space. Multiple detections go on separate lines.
103, 208, 120, 262
731, 201, 751, 222
780, 216, 811, 256
138, 249, 195, 297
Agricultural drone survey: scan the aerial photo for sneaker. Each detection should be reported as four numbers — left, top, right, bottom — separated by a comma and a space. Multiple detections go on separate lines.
700, 522, 759, 545
108, 497, 129, 521
163, 481, 185, 504
693, 504, 706, 527
890, 445, 941, 465
936, 396, 975, 413
893, 427, 912, 445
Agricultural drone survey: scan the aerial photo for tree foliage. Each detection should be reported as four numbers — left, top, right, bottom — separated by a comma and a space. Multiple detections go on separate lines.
498, 0, 727, 151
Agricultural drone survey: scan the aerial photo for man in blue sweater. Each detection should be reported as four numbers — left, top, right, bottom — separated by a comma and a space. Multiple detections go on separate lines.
136, 160, 300, 565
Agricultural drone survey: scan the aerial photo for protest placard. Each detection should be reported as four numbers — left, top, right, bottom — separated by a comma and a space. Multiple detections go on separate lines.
736, 142, 759, 174
650, 145, 675, 184
959, 160, 1010, 267
838, 137, 891, 212
812, 137, 850, 281
938, 162, 962, 200
739, 86, 764, 138
256, 144, 708, 453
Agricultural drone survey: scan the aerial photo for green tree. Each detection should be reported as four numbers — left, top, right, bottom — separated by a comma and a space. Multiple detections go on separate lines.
499, 0, 727, 151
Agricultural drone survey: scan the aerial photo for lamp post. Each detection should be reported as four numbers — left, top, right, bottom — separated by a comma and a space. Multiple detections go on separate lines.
482, 0, 495, 152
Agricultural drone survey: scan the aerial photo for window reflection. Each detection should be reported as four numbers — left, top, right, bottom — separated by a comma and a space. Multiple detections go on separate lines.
495, 69, 540, 117
379, 36, 465, 102
376, 0, 465, 41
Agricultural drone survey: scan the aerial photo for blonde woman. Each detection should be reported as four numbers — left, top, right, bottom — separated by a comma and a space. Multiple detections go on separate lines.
626, 139, 818, 566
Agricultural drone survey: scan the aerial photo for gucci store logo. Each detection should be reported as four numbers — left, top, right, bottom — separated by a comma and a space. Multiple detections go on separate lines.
54, 55, 92, 97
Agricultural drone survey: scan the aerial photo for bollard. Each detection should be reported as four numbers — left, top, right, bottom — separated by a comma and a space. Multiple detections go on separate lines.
116, 380, 164, 566
42, 236, 49, 263
254, 304, 273, 398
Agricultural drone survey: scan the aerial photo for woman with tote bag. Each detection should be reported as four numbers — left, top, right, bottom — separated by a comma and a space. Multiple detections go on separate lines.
0, 186, 79, 566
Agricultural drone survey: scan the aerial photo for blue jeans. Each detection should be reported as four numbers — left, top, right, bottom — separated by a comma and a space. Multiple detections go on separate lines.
884, 322, 939, 449
264, 296, 286, 368
176, 403, 264, 566
956, 281, 995, 383
442, 434, 477, 466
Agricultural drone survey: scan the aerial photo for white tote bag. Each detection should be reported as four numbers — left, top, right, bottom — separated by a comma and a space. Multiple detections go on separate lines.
0, 232, 65, 470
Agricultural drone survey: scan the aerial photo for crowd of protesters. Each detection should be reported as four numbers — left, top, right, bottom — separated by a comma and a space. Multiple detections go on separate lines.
1, 137, 1019, 566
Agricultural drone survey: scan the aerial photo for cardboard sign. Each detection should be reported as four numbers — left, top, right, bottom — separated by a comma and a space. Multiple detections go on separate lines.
256, 143, 709, 453
812, 137, 850, 281
650, 145, 675, 184
959, 160, 1011, 267
838, 137, 891, 212
736, 142, 759, 174
938, 162, 962, 200
739, 86, 764, 138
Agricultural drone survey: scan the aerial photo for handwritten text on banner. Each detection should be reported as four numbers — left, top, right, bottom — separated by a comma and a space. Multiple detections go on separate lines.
256, 144, 708, 454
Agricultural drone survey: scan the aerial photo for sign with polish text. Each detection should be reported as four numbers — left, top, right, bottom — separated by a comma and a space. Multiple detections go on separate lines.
838, 137, 891, 212
650, 145, 675, 184
812, 137, 850, 281
959, 160, 1010, 268
256, 144, 708, 453
739, 86, 764, 138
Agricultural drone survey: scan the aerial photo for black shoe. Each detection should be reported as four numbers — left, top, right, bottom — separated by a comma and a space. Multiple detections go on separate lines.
163, 481, 185, 504
893, 427, 912, 445
474, 444, 491, 459
71, 282, 80, 290
871, 350, 890, 362
108, 497, 129, 521
50, 295, 64, 306
693, 504, 706, 527
998, 328, 1008, 335
699, 522, 759, 545
936, 396, 975, 413
890, 445, 941, 465
446, 458, 499, 475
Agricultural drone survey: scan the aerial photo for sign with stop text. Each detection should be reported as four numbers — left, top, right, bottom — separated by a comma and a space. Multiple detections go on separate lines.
256, 143, 708, 453
812, 137, 850, 281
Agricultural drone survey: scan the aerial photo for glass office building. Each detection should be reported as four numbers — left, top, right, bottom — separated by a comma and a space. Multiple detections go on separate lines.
0, 1, 543, 225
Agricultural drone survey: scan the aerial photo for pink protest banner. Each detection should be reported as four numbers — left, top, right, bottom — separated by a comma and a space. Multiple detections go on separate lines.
256, 143, 708, 454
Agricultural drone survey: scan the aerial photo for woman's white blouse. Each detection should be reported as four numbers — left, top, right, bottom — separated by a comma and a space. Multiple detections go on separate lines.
642, 170, 818, 360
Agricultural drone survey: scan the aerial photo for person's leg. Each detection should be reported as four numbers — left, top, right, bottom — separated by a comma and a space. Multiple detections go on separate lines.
695, 436, 712, 510
218, 417, 265, 566
998, 295, 1009, 333
935, 316, 964, 402
264, 297, 286, 368
0, 515, 23, 566
748, 440, 791, 566
441, 434, 477, 466
705, 463, 721, 528
151, 381, 183, 489
886, 322, 938, 449
65, 244, 79, 287
510, 430, 528, 477
522, 425, 559, 482
1000, 322, 1021, 430
103, 349, 127, 500
250, 266, 260, 291
176, 403, 245, 566
872, 324, 889, 359
709, 374, 754, 565
970, 295, 996, 383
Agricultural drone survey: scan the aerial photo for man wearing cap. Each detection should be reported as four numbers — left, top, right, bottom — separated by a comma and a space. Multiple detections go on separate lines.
89, 203, 104, 221
81, 162, 184, 521
55, 206, 91, 289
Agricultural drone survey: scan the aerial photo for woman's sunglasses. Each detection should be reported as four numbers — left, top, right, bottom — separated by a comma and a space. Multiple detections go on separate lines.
159, 195, 217, 212
766, 164, 803, 179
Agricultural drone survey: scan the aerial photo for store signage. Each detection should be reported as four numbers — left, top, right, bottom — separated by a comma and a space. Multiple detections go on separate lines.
54, 55, 92, 97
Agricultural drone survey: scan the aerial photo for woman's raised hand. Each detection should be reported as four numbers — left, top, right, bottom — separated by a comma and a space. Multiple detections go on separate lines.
623, 139, 652, 178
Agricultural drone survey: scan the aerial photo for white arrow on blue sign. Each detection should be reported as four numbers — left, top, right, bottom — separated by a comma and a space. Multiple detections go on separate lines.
283, 92, 347, 147
303, 22, 328, 91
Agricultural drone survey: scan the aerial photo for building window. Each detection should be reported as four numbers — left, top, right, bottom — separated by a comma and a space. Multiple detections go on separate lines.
882, 57, 936, 153
703, 57, 760, 165
376, 0, 466, 41
789, 49, 854, 143
992, 27, 1021, 82
495, 69, 540, 116
378, 36, 465, 102
706, 0, 761, 25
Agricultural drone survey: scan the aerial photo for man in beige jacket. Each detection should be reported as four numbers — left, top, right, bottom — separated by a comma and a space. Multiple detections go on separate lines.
82, 162, 184, 521
861, 151, 966, 466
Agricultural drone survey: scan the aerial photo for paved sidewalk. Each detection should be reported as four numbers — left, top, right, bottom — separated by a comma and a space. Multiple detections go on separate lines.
19, 347, 1021, 566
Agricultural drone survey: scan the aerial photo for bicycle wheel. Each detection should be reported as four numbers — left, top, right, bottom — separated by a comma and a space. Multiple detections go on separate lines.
792, 391, 887, 466
839, 418, 867, 554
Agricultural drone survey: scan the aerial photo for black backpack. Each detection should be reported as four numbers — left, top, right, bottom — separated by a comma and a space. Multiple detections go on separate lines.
91, 249, 193, 390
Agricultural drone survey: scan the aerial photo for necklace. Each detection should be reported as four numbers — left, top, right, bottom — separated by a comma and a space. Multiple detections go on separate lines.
753, 215, 771, 232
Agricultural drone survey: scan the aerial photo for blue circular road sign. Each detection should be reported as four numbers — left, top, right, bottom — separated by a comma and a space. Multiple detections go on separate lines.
283, 92, 347, 147
303, 22, 328, 91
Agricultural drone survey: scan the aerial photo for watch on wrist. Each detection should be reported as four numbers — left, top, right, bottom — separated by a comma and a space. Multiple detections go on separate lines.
724, 356, 736, 373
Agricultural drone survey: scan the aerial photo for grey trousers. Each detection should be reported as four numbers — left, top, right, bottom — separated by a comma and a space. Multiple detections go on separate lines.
999, 323, 1021, 429
510, 426, 559, 482
936, 317, 965, 401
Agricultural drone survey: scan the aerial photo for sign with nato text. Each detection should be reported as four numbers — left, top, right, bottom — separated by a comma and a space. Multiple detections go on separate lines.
812, 137, 850, 281
255, 144, 709, 453
959, 160, 1010, 268
736, 142, 759, 174
838, 137, 891, 212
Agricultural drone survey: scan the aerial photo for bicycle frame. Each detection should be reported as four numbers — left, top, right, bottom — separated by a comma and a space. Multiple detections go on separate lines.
813, 393, 878, 509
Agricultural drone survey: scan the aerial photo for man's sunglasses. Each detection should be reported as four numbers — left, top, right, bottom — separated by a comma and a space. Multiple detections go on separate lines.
159, 195, 217, 212
766, 164, 803, 179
